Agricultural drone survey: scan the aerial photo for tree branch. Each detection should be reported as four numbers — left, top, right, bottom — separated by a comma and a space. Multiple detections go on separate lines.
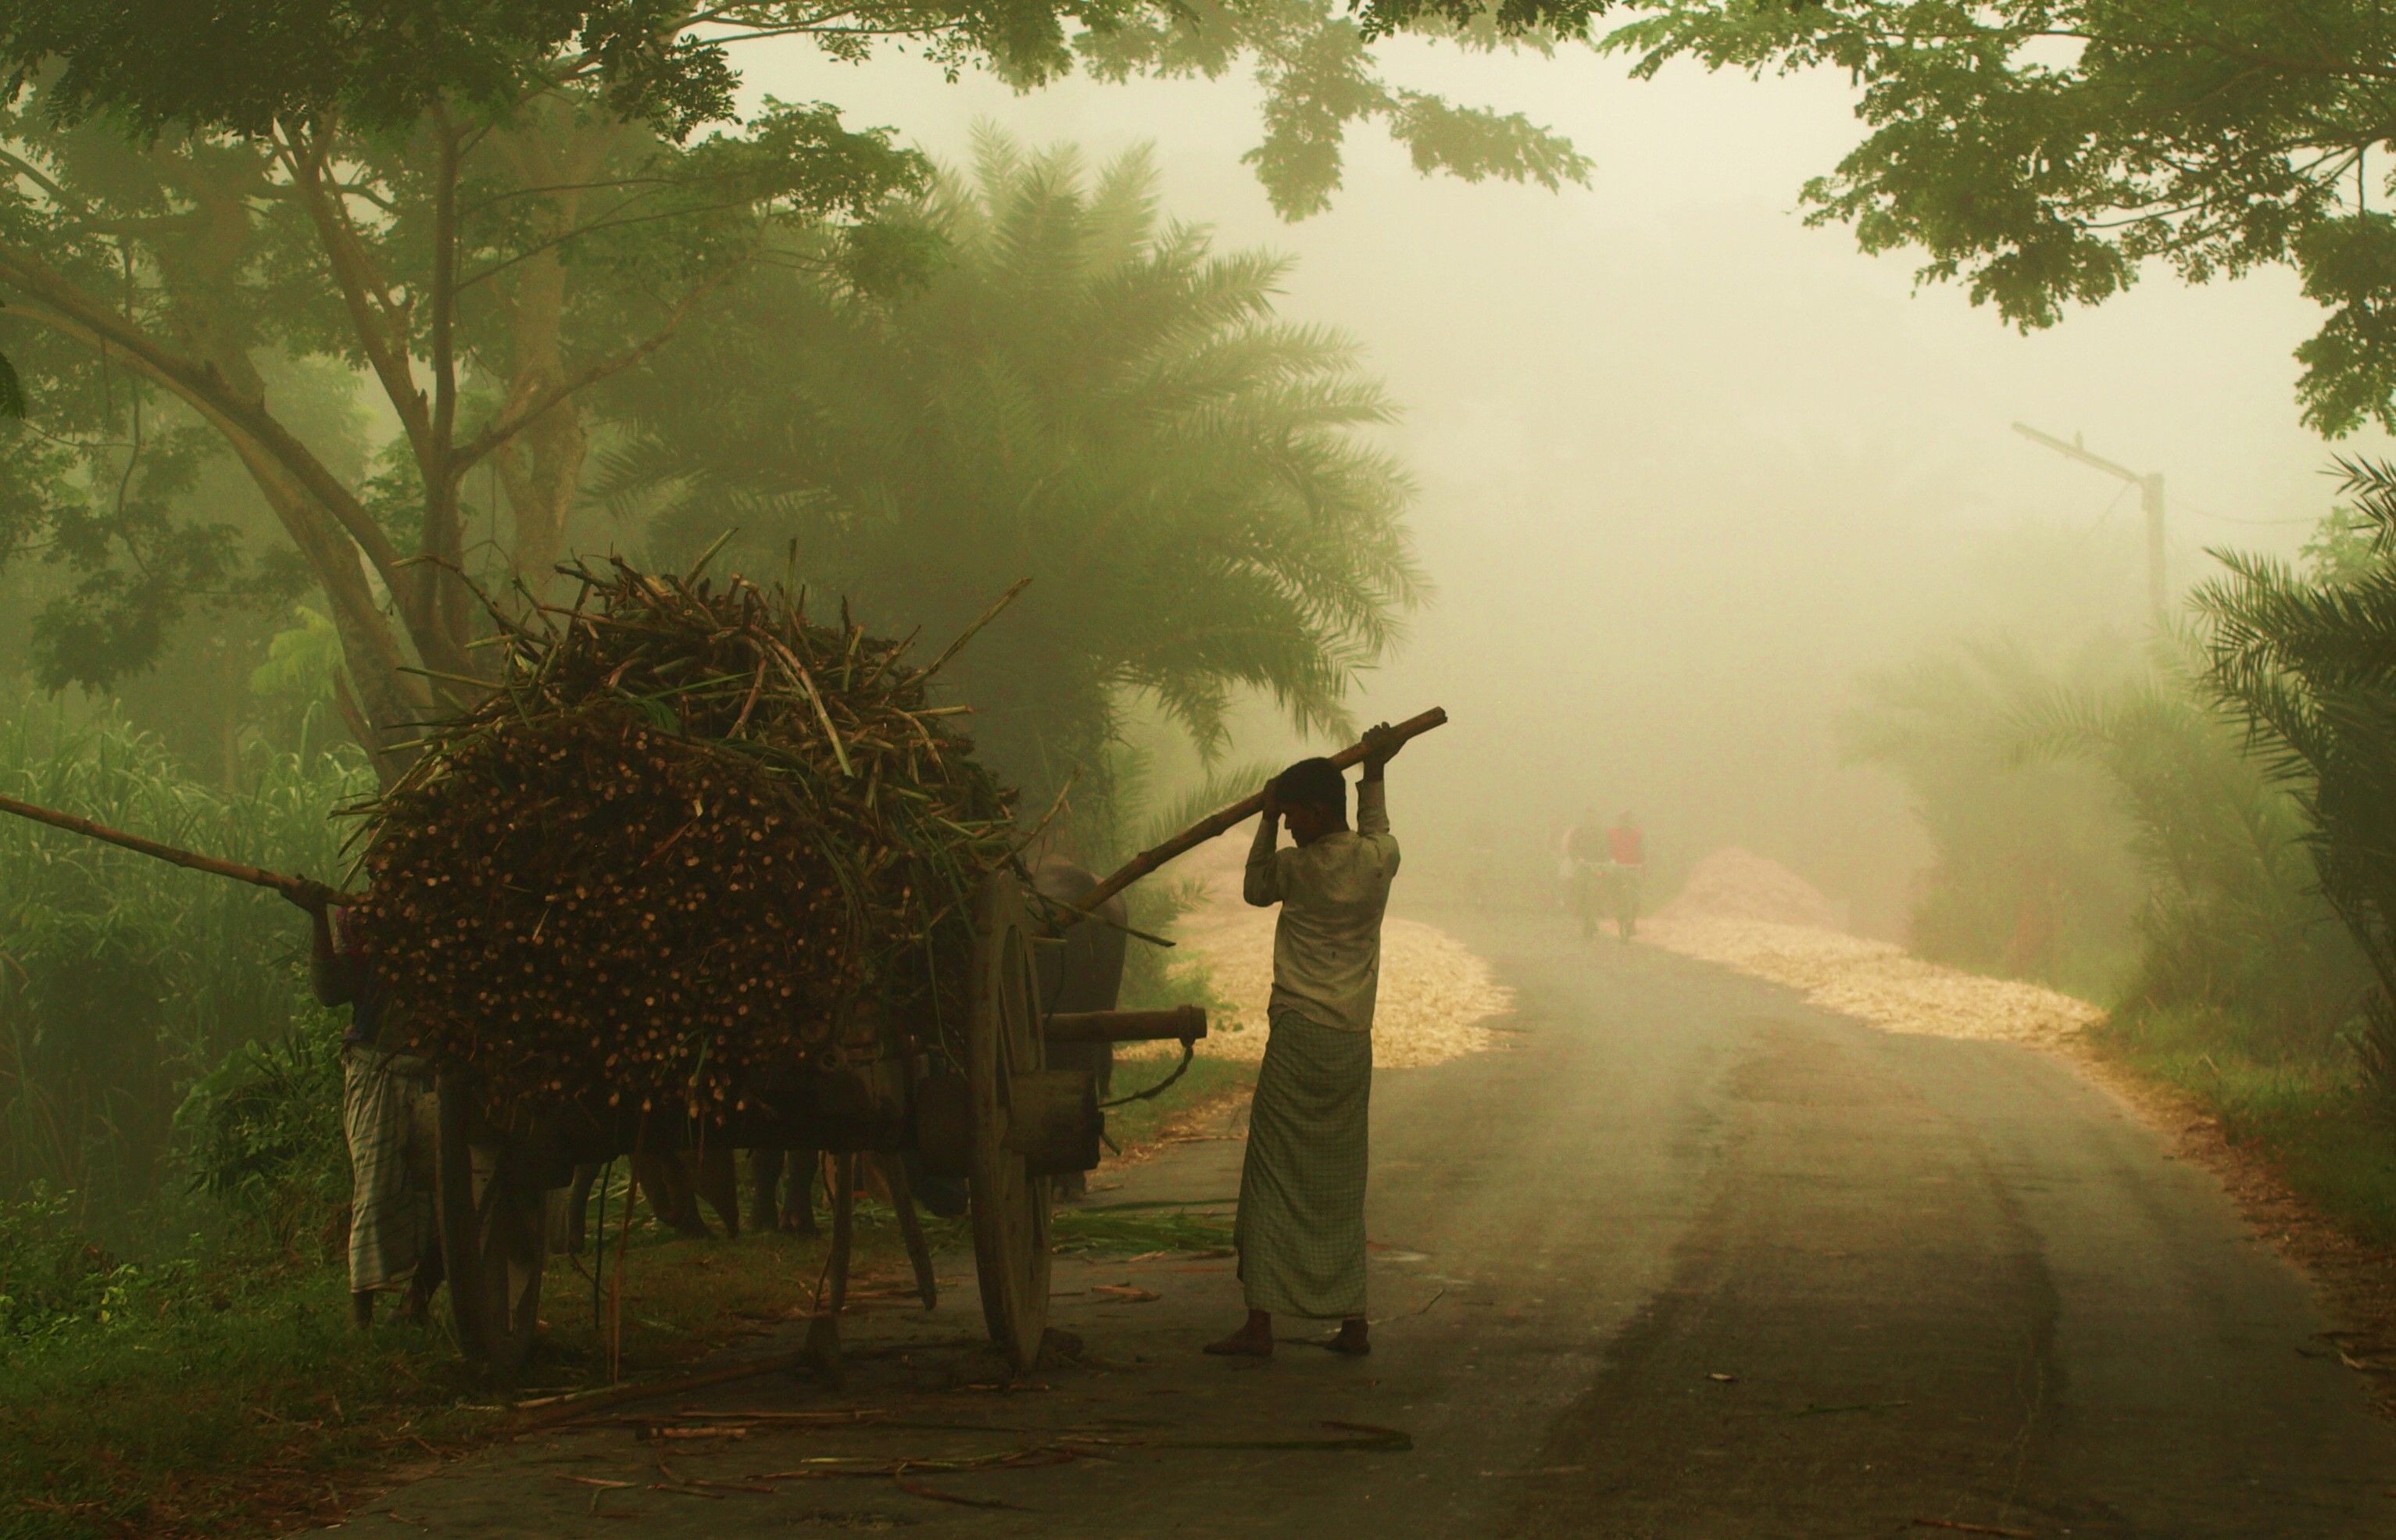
452, 265, 737, 474
0, 254, 417, 613
274, 121, 434, 459
427, 103, 469, 656
453, 193, 755, 294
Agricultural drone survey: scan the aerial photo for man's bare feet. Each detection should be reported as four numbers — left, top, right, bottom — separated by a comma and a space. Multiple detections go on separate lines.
1328, 1318, 1370, 1356
1205, 1309, 1275, 1357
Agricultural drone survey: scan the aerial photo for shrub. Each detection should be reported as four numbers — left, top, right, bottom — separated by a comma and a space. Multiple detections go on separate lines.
177, 1022, 349, 1260
2019, 638, 2372, 1061
0, 1185, 163, 1346
0, 692, 367, 1234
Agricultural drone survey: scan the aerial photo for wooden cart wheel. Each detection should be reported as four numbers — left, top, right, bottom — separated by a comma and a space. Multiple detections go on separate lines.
433, 1074, 546, 1377
965, 874, 1052, 1370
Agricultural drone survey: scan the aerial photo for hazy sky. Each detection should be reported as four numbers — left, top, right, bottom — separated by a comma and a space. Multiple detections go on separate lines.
741, 35, 2387, 933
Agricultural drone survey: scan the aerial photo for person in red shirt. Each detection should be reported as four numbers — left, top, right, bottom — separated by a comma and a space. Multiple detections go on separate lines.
1608, 813, 1644, 867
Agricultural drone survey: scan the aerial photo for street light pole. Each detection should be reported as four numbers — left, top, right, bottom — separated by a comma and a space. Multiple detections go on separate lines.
2140, 470, 2166, 631
2011, 422, 2167, 626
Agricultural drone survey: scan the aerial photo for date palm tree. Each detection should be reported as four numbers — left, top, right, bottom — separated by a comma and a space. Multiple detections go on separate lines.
603, 130, 1424, 834
2013, 637, 2367, 1056
2198, 459, 2396, 1099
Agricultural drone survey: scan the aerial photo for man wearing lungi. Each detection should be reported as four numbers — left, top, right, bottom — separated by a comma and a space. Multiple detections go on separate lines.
291, 882, 440, 1329
1207, 723, 1404, 1359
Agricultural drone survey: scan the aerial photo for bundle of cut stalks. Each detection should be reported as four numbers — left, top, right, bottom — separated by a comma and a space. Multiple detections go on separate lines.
349, 556, 1019, 1120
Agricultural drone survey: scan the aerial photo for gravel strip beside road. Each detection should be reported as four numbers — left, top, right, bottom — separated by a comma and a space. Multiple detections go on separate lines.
1644, 914, 2102, 1049
1160, 909, 1515, 1067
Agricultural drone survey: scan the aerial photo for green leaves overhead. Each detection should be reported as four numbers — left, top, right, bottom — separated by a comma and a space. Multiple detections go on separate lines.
0, 0, 735, 139
2, 0, 1598, 218
1604, 0, 2396, 432
727, 100, 929, 218
2, 0, 562, 137
0, 0, 1590, 787
1084, 0, 1592, 218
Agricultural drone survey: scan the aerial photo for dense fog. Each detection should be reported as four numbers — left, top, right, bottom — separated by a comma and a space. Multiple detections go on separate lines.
729, 41, 2387, 935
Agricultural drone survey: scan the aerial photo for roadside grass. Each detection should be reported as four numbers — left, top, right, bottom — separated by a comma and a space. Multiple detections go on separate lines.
1100, 1051, 1253, 1154
0, 1058, 1246, 1540
2094, 1006, 2396, 1246
2, 1246, 502, 1540
1053, 1202, 1234, 1255
0, 1213, 906, 1540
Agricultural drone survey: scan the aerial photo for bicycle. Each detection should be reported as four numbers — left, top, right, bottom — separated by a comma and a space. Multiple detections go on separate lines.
1604, 861, 1643, 942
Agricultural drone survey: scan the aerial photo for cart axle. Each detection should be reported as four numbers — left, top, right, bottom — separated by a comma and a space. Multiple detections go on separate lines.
1042, 1006, 1207, 1043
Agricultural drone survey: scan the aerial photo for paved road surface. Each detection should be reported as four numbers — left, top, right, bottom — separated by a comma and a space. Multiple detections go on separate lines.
333, 906, 2396, 1538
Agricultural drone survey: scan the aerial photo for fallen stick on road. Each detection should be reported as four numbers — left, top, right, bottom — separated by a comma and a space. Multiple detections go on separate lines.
1788, 1399, 1910, 1418
516, 1349, 817, 1424
756, 1446, 1081, 1480
656, 1477, 775, 1497
518, 1338, 986, 1426
1910, 1519, 2037, 1538
1371, 1286, 1443, 1326
584, 1410, 891, 1427
895, 1476, 1033, 1511
1120, 1420, 1414, 1453
553, 1474, 637, 1517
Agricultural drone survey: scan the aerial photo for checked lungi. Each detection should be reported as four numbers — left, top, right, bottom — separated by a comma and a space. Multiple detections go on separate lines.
1235, 1009, 1372, 1320
342, 1047, 435, 1293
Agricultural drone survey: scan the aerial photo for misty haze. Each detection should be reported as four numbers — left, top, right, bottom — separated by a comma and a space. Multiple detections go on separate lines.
2, 5, 2392, 1536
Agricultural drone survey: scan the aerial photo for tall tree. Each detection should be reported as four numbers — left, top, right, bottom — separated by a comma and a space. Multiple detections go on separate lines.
1605, 2, 2396, 434
0, 36, 920, 775
604, 134, 1423, 827
0, 2, 1601, 780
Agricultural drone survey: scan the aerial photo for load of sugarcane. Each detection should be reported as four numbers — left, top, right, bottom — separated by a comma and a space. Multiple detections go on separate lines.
346, 555, 1021, 1123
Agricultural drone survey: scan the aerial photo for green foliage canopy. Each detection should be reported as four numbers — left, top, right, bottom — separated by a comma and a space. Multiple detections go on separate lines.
605, 134, 1424, 820
0, 0, 1592, 781
0, 43, 928, 770
1607, 1, 2396, 434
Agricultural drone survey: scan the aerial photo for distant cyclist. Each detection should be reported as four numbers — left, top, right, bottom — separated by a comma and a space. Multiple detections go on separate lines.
1563, 809, 1610, 941
1606, 812, 1644, 942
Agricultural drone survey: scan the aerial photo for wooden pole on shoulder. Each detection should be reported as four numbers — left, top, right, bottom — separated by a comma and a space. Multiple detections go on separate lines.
1069, 706, 1447, 921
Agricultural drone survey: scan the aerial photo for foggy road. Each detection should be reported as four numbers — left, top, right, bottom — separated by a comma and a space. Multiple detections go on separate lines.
334, 906, 2396, 1539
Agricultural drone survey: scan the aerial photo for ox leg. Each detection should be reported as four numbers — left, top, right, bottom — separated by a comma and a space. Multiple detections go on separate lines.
563, 1163, 599, 1255
782, 1147, 821, 1236
873, 1151, 939, 1311
803, 1152, 856, 1379
695, 1146, 739, 1240
635, 1152, 708, 1238
749, 1147, 784, 1235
